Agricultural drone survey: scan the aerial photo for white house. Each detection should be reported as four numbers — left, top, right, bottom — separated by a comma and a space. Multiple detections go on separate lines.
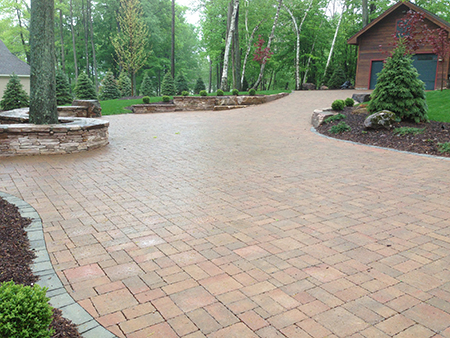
0, 39, 30, 97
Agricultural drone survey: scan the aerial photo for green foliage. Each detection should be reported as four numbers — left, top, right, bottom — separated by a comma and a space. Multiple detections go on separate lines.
248, 88, 256, 96
199, 90, 208, 96
368, 43, 428, 123
329, 121, 351, 134
194, 77, 206, 94
216, 89, 224, 96
331, 99, 345, 111
0, 281, 54, 338
328, 66, 346, 89
393, 127, 425, 136
142, 96, 150, 103
345, 98, 354, 107
0, 73, 29, 111
175, 73, 189, 95
324, 113, 346, 123
139, 73, 154, 97
55, 70, 73, 105
161, 72, 176, 96
182, 91, 189, 96
231, 89, 239, 96
74, 72, 97, 100
118, 72, 132, 97
162, 95, 170, 102
99, 71, 121, 101
438, 142, 450, 153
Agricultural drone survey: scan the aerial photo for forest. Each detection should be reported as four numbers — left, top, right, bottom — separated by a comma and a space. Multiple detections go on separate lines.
1, 0, 449, 95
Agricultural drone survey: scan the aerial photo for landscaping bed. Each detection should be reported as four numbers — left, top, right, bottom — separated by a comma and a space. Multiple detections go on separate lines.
316, 107, 450, 158
0, 197, 81, 338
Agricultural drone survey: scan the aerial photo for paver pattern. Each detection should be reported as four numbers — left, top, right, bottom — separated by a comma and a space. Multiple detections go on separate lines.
2, 90, 450, 337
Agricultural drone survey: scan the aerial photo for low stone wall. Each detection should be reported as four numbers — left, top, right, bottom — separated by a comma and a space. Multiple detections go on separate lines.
172, 97, 216, 111
0, 108, 109, 156
132, 104, 176, 114
57, 106, 87, 117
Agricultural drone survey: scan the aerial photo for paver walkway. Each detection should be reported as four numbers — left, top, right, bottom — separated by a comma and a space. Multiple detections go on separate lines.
2, 90, 450, 338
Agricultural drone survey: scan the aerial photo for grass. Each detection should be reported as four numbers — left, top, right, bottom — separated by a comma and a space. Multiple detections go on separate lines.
426, 90, 450, 122
99, 90, 290, 116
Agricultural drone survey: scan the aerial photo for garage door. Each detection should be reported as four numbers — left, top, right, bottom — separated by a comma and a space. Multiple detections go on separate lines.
369, 54, 437, 90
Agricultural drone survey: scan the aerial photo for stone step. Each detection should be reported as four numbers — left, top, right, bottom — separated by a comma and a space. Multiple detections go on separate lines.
213, 105, 247, 111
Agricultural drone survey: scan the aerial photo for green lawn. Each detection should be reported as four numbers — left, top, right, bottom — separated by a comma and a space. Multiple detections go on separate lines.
426, 90, 450, 122
100, 90, 290, 116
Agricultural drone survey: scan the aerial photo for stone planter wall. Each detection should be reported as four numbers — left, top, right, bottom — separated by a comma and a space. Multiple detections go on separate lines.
172, 97, 216, 111
0, 109, 109, 156
132, 104, 176, 114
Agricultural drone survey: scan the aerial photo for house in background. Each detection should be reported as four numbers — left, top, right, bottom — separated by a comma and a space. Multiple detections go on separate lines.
0, 39, 30, 97
348, 1, 450, 90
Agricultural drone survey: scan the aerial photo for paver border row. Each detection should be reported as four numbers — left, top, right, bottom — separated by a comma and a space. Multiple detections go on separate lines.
0, 191, 116, 338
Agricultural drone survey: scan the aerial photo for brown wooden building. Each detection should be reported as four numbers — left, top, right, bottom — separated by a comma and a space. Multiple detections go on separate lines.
348, 1, 450, 90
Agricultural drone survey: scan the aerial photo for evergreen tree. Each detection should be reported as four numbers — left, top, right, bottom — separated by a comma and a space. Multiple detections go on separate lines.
175, 73, 189, 95
55, 70, 73, 105
74, 72, 97, 100
368, 43, 428, 123
139, 73, 154, 96
118, 71, 132, 97
161, 72, 176, 96
0, 73, 29, 111
194, 77, 206, 94
99, 71, 121, 100
327, 65, 346, 89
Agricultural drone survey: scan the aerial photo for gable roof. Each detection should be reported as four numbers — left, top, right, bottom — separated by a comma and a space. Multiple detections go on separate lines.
0, 39, 30, 76
348, 1, 450, 45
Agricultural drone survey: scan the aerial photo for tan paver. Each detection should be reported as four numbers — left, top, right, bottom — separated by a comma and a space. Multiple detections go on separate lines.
3, 90, 450, 337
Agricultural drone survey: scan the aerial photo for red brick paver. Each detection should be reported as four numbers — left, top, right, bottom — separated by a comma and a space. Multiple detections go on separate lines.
2, 90, 450, 337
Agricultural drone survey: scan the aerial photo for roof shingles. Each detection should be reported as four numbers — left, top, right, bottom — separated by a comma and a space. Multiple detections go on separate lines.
0, 39, 30, 76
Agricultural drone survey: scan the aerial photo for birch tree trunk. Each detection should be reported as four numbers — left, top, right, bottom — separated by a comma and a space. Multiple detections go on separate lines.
252, 0, 282, 90
70, 0, 78, 79
323, 2, 345, 79
241, 20, 264, 89
87, 0, 98, 91
220, 0, 239, 90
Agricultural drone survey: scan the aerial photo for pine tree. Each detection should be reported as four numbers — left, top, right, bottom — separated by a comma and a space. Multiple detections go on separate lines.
194, 77, 206, 94
55, 70, 73, 105
139, 73, 154, 96
0, 73, 29, 111
327, 65, 346, 89
74, 72, 97, 100
99, 71, 121, 100
118, 71, 132, 97
368, 43, 428, 123
161, 72, 176, 96
175, 73, 189, 95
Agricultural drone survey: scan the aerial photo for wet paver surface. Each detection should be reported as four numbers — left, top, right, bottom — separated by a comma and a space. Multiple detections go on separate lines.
2, 90, 450, 337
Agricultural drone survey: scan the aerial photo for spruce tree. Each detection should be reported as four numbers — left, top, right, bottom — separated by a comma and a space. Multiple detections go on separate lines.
161, 72, 176, 96
175, 73, 189, 95
99, 71, 121, 100
368, 43, 428, 123
118, 71, 132, 97
0, 73, 29, 111
194, 77, 206, 94
74, 72, 97, 100
139, 73, 154, 96
327, 65, 346, 89
55, 70, 73, 105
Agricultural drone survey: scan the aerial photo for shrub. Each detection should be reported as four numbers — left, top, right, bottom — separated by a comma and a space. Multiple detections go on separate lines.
199, 90, 207, 96
368, 42, 428, 123
99, 71, 120, 101
324, 113, 346, 123
329, 121, 351, 134
161, 72, 176, 96
328, 65, 346, 89
142, 96, 150, 104
117, 71, 131, 97
438, 142, 450, 153
231, 89, 239, 96
55, 70, 73, 105
0, 73, 29, 111
216, 89, 224, 96
0, 281, 54, 338
74, 72, 97, 100
182, 91, 189, 96
175, 73, 189, 95
344, 98, 354, 107
162, 95, 170, 102
393, 127, 425, 136
194, 77, 206, 94
139, 73, 154, 97
331, 99, 345, 111
248, 88, 256, 96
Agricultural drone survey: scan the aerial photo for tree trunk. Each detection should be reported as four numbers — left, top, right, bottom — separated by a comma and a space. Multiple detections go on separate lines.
323, 3, 345, 79
241, 19, 264, 88
87, 0, 98, 91
209, 57, 212, 93
29, 0, 57, 124
69, 0, 78, 79
82, 0, 90, 75
171, 0, 175, 78
15, 0, 30, 63
58, 4, 66, 72
232, 4, 241, 90
362, 0, 368, 27
220, 0, 239, 90
252, 0, 282, 90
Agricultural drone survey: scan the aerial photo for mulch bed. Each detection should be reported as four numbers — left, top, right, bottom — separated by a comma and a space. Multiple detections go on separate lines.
316, 107, 450, 157
0, 198, 82, 338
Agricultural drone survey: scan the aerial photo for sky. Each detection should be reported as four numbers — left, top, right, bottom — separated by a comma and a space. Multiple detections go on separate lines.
177, 0, 201, 26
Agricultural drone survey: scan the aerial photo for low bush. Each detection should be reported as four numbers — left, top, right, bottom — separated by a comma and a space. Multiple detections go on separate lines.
329, 121, 351, 134
248, 88, 256, 96
162, 95, 170, 102
199, 90, 208, 96
393, 127, 425, 136
345, 98, 354, 107
182, 91, 189, 97
231, 89, 239, 96
216, 89, 224, 96
0, 281, 54, 338
331, 99, 345, 111
324, 113, 346, 123
438, 142, 450, 153
142, 96, 150, 104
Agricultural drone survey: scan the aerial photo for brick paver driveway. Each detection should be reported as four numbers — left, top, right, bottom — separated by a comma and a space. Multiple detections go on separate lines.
2, 90, 450, 337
